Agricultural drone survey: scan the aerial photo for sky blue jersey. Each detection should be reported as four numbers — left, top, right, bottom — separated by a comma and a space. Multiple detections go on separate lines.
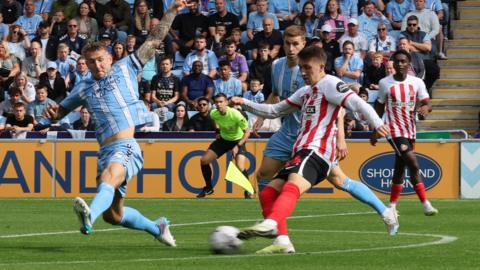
60, 53, 152, 144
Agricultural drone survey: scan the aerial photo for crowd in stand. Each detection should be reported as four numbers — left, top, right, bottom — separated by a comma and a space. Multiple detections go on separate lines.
0, 0, 451, 137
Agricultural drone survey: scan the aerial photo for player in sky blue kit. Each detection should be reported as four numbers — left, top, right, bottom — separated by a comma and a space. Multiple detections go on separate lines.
43, 0, 191, 247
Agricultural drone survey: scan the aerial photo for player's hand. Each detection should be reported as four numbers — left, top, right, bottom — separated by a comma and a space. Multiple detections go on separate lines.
370, 132, 378, 146
375, 125, 390, 138
172, 0, 191, 12
336, 141, 348, 160
252, 117, 264, 137
417, 105, 430, 118
229, 96, 244, 106
44, 104, 60, 120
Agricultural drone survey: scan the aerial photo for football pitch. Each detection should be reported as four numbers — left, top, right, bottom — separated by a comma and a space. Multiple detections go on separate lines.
0, 198, 478, 270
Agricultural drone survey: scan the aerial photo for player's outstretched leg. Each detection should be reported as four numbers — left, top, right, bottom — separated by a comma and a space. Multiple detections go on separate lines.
414, 183, 439, 216
73, 197, 93, 235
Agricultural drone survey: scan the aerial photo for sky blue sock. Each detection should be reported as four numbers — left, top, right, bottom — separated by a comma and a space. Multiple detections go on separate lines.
342, 178, 386, 215
89, 182, 115, 224
120, 206, 160, 237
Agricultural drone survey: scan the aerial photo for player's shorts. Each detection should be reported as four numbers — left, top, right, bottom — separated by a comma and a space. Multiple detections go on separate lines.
97, 138, 143, 197
263, 129, 296, 162
276, 149, 330, 186
390, 137, 415, 154
209, 137, 247, 157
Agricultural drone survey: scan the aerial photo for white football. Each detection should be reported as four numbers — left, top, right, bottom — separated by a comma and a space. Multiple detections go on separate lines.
209, 226, 243, 254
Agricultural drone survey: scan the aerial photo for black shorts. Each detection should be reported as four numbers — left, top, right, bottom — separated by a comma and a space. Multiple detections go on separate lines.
390, 137, 415, 154
276, 149, 330, 186
208, 137, 247, 157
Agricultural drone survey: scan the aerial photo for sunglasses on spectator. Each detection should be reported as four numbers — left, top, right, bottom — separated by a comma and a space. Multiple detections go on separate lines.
407, 23, 417, 26
378, 28, 386, 31
68, 25, 77, 27
198, 103, 208, 107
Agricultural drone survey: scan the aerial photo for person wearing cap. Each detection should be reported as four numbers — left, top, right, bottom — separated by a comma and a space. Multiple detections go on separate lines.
358, 0, 391, 42
99, 32, 113, 53
32, 21, 58, 61
318, 0, 349, 41
38, 61, 67, 102
338, 17, 368, 59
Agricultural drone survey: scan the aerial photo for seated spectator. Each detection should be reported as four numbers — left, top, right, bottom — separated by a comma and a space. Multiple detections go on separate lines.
397, 36, 425, 79
6, 25, 30, 61
0, 40, 20, 99
363, 52, 386, 90
318, 24, 341, 75
55, 43, 76, 83
294, 1, 319, 39
50, 0, 77, 21
246, 0, 279, 41
183, 35, 219, 78
230, 28, 248, 56
27, 85, 57, 128
248, 42, 273, 98
243, 78, 265, 103
126, 34, 136, 54
74, 1, 99, 42
38, 61, 67, 102
58, 19, 87, 56
335, 40, 363, 86
368, 22, 396, 61
226, 0, 247, 27
317, 0, 349, 41
338, 18, 368, 59
206, 24, 228, 57
98, 32, 113, 53
104, 0, 131, 32
1, 0, 22, 25
352, 88, 371, 131
339, 0, 358, 19
0, 87, 22, 117
150, 56, 180, 111
50, 9, 68, 39
219, 39, 249, 89
72, 105, 95, 131
187, 96, 216, 131
208, 0, 239, 37
98, 13, 119, 43
22, 40, 48, 85
11, 72, 36, 104
268, 0, 298, 30
344, 112, 363, 138
181, 60, 214, 110
5, 102, 34, 137
214, 60, 242, 98
251, 17, 283, 60
69, 56, 91, 90
358, 0, 391, 42
32, 21, 58, 62
14, 0, 43, 41
170, 0, 209, 57
386, 60, 395, 75
140, 100, 160, 132
128, 0, 153, 45
112, 41, 127, 63
0, 13, 9, 41
162, 102, 190, 131
386, 0, 410, 32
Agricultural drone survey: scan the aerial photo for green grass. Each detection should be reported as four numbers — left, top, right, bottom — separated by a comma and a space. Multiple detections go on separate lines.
0, 198, 479, 270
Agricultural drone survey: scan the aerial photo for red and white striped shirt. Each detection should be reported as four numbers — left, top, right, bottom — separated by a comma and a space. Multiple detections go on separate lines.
377, 75, 429, 139
286, 75, 383, 162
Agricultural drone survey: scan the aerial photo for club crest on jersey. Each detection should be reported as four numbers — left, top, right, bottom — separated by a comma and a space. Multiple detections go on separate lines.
306, 105, 316, 114
336, 82, 350, 93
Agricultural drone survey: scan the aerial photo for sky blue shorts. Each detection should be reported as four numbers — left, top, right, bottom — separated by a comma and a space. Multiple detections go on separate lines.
263, 130, 296, 162
97, 138, 143, 197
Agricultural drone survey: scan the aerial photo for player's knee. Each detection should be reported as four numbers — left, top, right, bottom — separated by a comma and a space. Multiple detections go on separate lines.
256, 170, 273, 181
328, 175, 344, 190
102, 211, 121, 225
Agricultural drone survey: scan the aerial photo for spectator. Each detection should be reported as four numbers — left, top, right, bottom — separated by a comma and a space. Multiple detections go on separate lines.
214, 60, 242, 98
38, 61, 67, 102
181, 60, 214, 110
32, 21, 58, 61
0, 0, 22, 25
104, 0, 130, 32
150, 56, 180, 112
74, 1, 99, 42
0, 13, 9, 40
368, 22, 396, 61
0, 40, 20, 98
5, 102, 34, 136
318, 0, 349, 41
6, 25, 30, 61
72, 106, 95, 131
268, 0, 298, 30
246, 0, 279, 41
128, 0, 153, 45
50, 0, 77, 21
183, 35, 219, 78
49, 9, 68, 39
170, 0, 209, 57
338, 18, 368, 59
386, 60, 395, 75
208, 0, 239, 37
386, 0, 410, 32
397, 36, 425, 79
219, 39, 248, 89
58, 19, 87, 55
334, 40, 363, 85
97, 13, 119, 43
401, 0, 440, 46
162, 102, 190, 131
226, 0, 247, 27
339, 0, 358, 19
187, 96, 216, 131
363, 52, 386, 90
206, 24, 227, 57
126, 34, 136, 54
27, 84, 57, 128
294, 1, 319, 39
69, 56, 91, 90
55, 43, 76, 84
15, 0, 43, 41
243, 78, 264, 103
319, 24, 341, 75
351, 88, 371, 130
0, 87, 22, 116
251, 16, 283, 60
10, 72, 35, 103
358, 0, 391, 42
22, 40, 47, 85
249, 42, 273, 98
83, 0, 106, 26
112, 41, 127, 63
230, 28, 247, 56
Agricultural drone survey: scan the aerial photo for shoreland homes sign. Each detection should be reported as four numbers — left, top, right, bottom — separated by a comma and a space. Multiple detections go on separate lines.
359, 152, 442, 195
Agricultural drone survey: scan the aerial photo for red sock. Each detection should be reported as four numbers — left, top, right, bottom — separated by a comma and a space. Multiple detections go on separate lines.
268, 182, 300, 235
259, 186, 288, 235
413, 182, 427, 202
390, 184, 403, 204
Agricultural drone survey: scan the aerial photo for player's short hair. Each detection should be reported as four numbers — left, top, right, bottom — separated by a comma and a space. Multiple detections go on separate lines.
284, 25, 306, 41
82, 42, 109, 57
298, 46, 327, 65
218, 60, 231, 68
392, 49, 412, 63
213, 93, 228, 101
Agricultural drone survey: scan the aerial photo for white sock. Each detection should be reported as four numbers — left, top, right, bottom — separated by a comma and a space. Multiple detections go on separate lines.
423, 200, 431, 207
389, 202, 397, 209
275, 235, 292, 246
262, 218, 277, 227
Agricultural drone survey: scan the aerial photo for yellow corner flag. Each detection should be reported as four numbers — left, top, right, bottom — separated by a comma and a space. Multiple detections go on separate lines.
225, 161, 254, 194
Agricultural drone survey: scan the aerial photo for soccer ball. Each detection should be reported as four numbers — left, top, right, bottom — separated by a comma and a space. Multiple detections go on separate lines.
209, 226, 243, 254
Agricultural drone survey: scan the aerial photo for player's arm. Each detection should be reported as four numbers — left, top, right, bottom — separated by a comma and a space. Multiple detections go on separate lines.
336, 108, 348, 160
230, 96, 298, 118
342, 93, 389, 137
136, 0, 189, 65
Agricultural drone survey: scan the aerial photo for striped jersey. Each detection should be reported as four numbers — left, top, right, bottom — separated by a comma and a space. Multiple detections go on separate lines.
271, 57, 305, 137
377, 75, 429, 139
60, 53, 152, 144
287, 75, 375, 162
